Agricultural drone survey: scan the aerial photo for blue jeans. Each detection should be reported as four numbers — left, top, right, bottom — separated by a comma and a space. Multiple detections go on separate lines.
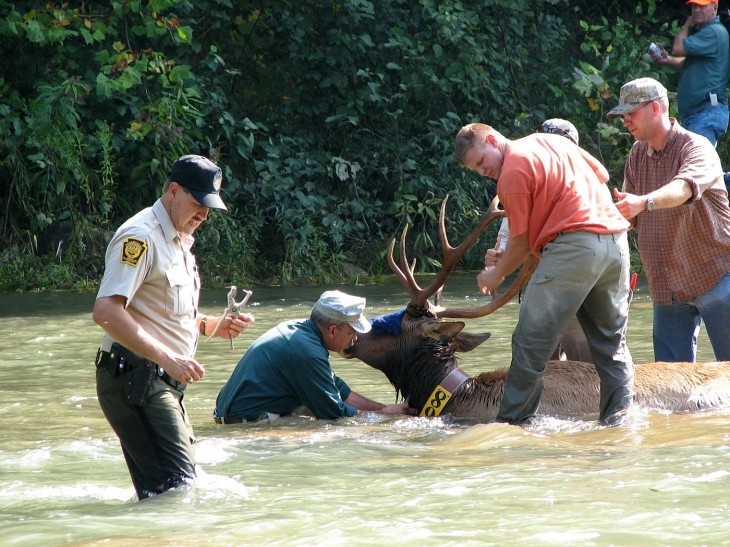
681, 101, 729, 148
653, 272, 730, 362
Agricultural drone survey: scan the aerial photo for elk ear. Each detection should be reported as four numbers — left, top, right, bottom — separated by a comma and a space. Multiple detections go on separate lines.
422, 320, 465, 342
450, 332, 491, 352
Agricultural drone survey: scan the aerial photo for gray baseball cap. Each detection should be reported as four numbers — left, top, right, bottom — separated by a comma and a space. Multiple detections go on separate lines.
313, 290, 372, 333
607, 77, 668, 119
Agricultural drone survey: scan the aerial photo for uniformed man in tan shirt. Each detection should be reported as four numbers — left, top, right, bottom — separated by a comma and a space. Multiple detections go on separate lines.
93, 154, 254, 500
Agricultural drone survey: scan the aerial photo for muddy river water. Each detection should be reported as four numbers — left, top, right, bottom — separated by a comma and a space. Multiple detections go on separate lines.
0, 275, 727, 546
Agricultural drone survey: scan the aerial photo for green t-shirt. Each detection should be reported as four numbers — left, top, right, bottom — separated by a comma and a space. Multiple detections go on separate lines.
214, 319, 356, 420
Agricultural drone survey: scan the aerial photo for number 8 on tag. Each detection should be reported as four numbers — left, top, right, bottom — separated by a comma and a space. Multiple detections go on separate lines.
420, 385, 453, 417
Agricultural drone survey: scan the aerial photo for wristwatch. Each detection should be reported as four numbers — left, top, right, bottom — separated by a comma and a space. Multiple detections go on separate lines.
646, 197, 654, 211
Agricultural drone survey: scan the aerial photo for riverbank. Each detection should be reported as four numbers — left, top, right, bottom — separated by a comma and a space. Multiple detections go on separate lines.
0, 243, 645, 294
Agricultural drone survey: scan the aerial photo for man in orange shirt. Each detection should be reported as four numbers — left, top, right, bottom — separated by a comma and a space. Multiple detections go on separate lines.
488, 118, 593, 363
454, 123, 634, 426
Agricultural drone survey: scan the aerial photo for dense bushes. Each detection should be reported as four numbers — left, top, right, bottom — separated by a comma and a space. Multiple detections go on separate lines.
0, 0, 706, 291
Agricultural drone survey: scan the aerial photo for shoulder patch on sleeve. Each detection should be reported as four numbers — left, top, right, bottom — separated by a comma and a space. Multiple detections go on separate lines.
121, 237, 148, 267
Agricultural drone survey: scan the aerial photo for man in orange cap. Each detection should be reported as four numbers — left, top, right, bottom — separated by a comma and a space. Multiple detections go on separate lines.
650, 0, 729, 147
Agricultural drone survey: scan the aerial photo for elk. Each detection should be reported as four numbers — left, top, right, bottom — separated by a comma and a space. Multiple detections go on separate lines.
342, 196, 730, 421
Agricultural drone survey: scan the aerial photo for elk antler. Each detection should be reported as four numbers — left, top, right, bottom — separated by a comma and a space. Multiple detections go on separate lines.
436, 254, 539, 318
388, 194, 538, 319
388, 194, 501, 305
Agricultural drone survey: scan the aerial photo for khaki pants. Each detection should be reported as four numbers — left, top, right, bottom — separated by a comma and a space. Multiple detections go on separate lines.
497, 231, 635, 425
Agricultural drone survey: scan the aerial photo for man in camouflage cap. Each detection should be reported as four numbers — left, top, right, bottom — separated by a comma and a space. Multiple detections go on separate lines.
607, 77, 669, 120
610, 76, 730, 363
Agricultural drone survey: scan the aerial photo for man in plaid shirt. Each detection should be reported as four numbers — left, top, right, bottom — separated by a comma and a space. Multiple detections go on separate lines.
610, 77, 730, 362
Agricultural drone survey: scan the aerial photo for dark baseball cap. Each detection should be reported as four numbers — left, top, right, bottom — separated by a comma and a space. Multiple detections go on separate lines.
539, 118, 579, 146
169, 154, 227, 211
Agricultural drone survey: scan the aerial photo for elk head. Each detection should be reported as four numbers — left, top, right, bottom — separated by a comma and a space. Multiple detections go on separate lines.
341, 195, 538, 409
342, 306, 493, 407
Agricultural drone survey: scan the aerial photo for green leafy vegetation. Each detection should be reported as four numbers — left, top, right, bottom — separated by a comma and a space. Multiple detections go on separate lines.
0, 1, 701, 291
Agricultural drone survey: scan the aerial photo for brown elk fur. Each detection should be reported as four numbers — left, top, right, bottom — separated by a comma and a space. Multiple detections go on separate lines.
344, 315, 730, 421
449, 360, 730, 421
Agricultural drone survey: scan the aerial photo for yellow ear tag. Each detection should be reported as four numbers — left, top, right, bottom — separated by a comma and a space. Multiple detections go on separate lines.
120, 237, 148, 267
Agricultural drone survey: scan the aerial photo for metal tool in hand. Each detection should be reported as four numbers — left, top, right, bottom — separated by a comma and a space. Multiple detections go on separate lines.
205, 285, 253, 350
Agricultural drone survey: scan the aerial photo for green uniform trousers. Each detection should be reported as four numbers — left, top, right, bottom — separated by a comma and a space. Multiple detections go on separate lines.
96, 355, 196, 500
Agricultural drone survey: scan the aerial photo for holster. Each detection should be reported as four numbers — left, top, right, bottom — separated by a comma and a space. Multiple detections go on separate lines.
100, 342, 159, 407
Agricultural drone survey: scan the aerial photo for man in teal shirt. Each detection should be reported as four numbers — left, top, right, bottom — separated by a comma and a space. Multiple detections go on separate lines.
651, 0, 729, 147
214, 290, 414, 423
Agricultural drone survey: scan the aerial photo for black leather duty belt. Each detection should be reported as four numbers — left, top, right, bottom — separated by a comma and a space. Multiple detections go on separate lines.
96, 344, 185, 391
